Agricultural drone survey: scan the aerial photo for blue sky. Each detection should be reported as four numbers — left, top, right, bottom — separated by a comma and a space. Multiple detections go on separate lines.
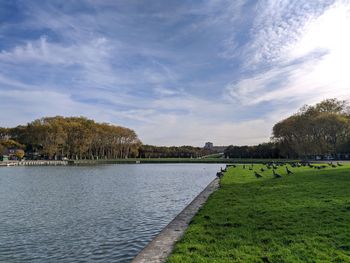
1, 0, 350, 146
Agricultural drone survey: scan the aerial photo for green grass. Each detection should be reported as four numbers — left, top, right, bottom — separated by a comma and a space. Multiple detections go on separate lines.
167, 163, 350, 263
201, 153, 225, 159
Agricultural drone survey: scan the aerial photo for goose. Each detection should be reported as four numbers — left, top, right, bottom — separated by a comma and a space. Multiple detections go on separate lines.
216, 172, 224, 178
254, 171, 262, 178
273, 169, 281, 178
286, 167, 293, 175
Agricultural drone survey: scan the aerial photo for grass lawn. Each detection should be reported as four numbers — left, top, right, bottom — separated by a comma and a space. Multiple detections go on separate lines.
167, 163, 350, 263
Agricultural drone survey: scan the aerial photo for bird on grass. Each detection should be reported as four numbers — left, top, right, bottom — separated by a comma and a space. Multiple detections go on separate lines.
337, 162, 343, 167
243, 164, 246, 169
216, 172, 224, 178
286, 167, 293, 175
254, 171, 262, 178
273, 169, 281, 178
260, 167, 265, 172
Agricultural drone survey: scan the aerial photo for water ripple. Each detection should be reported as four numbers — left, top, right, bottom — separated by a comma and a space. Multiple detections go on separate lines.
0, 164, 220, 262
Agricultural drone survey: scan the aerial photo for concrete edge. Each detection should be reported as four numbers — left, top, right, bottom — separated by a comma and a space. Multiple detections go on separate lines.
131, 177, 220, 263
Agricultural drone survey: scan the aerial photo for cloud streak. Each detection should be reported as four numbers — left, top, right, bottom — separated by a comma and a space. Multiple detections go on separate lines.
226, 1, 350, 108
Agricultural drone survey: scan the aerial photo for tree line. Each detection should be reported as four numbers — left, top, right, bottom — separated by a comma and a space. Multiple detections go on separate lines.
138, 145, 213, 158
2, 99, 349, 161
224, 143, 282, 159
0, 116, 141, 160
225, 99, 350, 160
0, 117, 215, 160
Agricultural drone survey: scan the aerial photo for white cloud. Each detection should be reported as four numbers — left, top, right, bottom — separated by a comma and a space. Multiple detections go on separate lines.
226, 2, 350, 108
0, 36, 108, 65
244, 0, 333, 66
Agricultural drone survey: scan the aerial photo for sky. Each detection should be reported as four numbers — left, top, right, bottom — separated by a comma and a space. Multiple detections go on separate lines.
1, 0, 350, 146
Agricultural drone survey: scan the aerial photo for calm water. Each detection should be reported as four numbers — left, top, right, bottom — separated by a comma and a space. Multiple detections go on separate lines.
0, 164, 221, 262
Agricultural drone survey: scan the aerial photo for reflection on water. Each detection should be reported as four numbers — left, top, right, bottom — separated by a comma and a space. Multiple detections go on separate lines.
0, 164, 221, 262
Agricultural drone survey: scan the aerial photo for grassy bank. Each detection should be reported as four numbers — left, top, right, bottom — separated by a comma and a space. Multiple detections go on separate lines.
167, 163, 350, 262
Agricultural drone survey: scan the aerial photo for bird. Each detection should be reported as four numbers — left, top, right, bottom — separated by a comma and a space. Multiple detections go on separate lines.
216, 172, 224, 178
286, 167, 293, 175
337, 162, 343, 167
243, 164, 246, 169
260, 167, 265, 172
254, 171, 262, 178
273, 169, 281, 178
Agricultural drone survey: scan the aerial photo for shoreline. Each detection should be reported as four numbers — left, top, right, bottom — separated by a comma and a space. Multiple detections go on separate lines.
0, 158, 300, 167
131, 177, 220, 263
2, 159, 345, 167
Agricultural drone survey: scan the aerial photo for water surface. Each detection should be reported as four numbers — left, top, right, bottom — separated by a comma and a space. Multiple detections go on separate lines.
0, 164, 221, 262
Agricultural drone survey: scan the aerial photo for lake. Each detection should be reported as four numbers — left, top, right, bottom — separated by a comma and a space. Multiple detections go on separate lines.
0, 163, 222, 262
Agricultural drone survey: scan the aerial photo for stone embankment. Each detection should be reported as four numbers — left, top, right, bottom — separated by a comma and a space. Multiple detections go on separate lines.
132, 177, 219, 263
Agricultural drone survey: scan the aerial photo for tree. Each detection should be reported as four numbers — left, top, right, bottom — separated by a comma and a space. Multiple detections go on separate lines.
0, 144, 5, 155
0, 139, 25, 149
15, 149, 25, 160
0, 116, 142, 160
272, 98, 350, 158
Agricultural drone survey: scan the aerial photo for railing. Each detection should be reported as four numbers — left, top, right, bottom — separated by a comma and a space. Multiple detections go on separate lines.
0, 160, 68, 166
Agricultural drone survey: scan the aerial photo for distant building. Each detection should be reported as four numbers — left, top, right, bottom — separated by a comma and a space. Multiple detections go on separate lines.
203, 142, 227, 153
204, 142, 214, 150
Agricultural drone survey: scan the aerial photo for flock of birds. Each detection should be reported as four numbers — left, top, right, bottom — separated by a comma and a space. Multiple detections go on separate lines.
216, 161, 344, 179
